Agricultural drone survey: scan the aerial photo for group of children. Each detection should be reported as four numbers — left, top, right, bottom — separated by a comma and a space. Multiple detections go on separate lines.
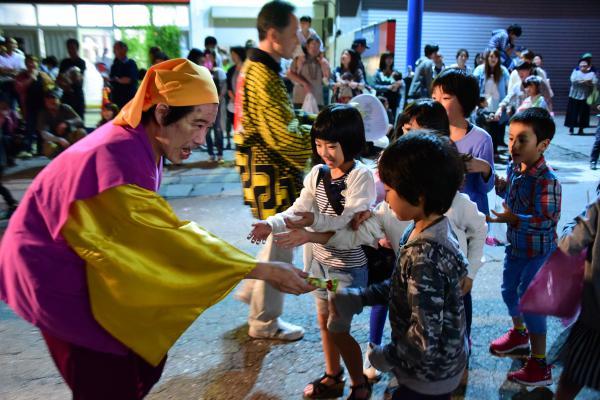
246, 67, 598, 399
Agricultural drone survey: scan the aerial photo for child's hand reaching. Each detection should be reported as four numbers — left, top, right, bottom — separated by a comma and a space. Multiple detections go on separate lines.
487, 202, 519, 226
351, 210, 371, 230
247, 221, 272, 244
284, 212, 314, 229
273, 228, 310, 249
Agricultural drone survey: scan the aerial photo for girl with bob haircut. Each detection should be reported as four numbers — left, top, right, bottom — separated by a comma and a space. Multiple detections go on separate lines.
248, 104, 376, 400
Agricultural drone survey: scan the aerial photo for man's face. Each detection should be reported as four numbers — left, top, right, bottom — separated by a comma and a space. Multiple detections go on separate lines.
300, 21, 310, 32
67, 43, 78, 58
113, 44, 126, 59
355, 44, 366, 54
7, 38, 17, 53
44, 96, 60, 112
272, 14, 299, 60
154, 103, 218, 164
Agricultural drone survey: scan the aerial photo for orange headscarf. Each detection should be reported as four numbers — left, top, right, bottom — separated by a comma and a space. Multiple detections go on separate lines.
113, 58, 219, 128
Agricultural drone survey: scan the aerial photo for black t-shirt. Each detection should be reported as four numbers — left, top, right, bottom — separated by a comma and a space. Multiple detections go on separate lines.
59, 57, 86, 75
109, 58, 139, 108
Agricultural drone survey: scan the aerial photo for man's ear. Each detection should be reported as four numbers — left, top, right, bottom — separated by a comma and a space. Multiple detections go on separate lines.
154, 103, 169, 126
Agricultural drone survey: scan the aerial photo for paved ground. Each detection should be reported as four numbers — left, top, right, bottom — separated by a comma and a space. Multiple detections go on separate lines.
1, 115, 600, 399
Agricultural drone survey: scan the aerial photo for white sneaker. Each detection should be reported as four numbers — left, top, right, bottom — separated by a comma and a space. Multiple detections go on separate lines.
363, 343, 383, 381
248, 319, 304, 342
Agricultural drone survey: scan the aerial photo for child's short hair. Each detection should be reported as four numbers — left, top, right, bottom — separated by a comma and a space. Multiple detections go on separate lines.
311, 104, 366, 163
523, 75, 542, 91
432, 68, 479, 117
510, 107, 555, 143
378, 131, 464, 216
394, 99, 450, 139
478, 96, 487, 105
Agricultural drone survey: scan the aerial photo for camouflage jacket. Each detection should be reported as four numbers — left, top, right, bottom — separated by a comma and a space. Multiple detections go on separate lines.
363, 216, 468, 394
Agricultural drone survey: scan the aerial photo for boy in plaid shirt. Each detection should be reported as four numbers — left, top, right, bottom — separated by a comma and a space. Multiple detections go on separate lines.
488, 108, 561, 387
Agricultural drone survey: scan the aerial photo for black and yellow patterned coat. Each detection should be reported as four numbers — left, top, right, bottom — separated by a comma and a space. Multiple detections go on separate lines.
234, 48, 312, 220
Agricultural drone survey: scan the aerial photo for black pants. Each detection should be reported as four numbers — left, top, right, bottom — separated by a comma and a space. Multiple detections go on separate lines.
565, 98, 590, 129
591, 124, 600, 162
487, 121, 506, 154
0, 166, 17, 207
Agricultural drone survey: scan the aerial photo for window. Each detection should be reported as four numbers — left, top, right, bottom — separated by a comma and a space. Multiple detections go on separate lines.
0, 4, 36, 26
152, 5, 189, 27
37, 5, 77, 27
77, 5, 112, 27
113, 5, 150, 27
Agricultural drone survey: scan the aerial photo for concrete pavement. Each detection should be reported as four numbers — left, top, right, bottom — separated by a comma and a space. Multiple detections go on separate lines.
1, 117, 600, 399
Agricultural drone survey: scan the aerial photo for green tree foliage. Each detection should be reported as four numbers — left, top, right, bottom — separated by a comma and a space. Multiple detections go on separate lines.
146, 25, 182, 60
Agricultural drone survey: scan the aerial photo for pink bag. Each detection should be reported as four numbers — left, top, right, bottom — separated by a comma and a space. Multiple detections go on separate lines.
519, 248, 587, 323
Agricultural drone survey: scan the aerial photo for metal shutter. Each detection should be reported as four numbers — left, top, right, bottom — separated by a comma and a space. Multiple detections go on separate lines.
362, 0, 600, 112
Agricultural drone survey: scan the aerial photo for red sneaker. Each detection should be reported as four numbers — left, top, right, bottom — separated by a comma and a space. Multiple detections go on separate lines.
508, 357, 552, 386
489, 328, 530, 355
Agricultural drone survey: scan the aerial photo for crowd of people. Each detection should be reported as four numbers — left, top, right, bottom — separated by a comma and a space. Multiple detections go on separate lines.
1, 2, 600, 400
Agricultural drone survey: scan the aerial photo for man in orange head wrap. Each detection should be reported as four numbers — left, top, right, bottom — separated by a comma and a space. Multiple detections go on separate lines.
0, 58, 314, 399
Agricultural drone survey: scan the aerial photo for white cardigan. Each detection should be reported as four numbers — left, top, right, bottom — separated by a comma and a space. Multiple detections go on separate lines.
266, 161, 376, 234
327, 192, 487, 279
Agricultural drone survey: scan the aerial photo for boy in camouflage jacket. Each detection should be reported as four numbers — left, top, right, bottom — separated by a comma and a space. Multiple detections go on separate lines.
333, 132, 468, 399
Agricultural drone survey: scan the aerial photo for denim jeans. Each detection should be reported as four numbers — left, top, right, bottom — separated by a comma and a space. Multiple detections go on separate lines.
501, 248, 553, 334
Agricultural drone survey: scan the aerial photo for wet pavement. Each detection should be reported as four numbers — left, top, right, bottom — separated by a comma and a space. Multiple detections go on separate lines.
1, 116, 600, 399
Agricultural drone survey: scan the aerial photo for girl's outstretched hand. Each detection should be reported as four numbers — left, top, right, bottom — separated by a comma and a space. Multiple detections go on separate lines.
284, 212, 314, 229
273, 229, 310, 248
247, 221, 272, 244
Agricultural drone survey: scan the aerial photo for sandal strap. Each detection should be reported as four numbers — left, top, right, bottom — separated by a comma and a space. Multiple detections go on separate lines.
323, 367, 345, 382
347, 375, 372, 400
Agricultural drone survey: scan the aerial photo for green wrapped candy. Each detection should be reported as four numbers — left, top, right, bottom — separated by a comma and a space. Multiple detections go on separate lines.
306, 277, 339, 292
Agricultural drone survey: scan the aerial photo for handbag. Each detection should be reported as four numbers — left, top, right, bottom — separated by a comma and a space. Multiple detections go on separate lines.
519, 248, 587, 321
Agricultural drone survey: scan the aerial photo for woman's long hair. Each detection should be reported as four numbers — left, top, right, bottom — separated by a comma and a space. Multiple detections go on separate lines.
379, 52, 394, 74
484, 49, 502, 84
340, 49, 360, 74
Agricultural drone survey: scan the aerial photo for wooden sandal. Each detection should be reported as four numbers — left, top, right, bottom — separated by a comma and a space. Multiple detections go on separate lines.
304, 367, 346, 399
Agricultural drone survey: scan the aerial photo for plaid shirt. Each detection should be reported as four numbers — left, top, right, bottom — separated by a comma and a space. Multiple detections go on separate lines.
498, 156, 561, 258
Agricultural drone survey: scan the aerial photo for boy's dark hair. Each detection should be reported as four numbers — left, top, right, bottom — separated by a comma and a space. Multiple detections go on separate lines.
140, 105, 195, 126
394, 99, 450, 139
379, 132, 464, 216
102, 102, 119, 116
510, 107, 555, 143
257, 1, 296, 41
432, 68, 479, 117
424, 44, 439, 58
311, 104, 366, 164
507, 24, 522, 37
300, 15, 312, 23
520, 49, 535, 62
65, 38, 79, 49
204, 36, 217, 47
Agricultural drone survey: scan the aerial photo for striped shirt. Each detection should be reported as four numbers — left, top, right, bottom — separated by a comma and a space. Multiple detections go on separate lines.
312, 173, 367, 268
499, 156, 561, 258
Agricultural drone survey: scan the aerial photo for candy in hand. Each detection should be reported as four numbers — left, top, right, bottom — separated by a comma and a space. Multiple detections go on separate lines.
306, 277, 339, 292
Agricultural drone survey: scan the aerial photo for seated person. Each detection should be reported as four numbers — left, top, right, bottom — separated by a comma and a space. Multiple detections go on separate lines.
37, 89, 86, 158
